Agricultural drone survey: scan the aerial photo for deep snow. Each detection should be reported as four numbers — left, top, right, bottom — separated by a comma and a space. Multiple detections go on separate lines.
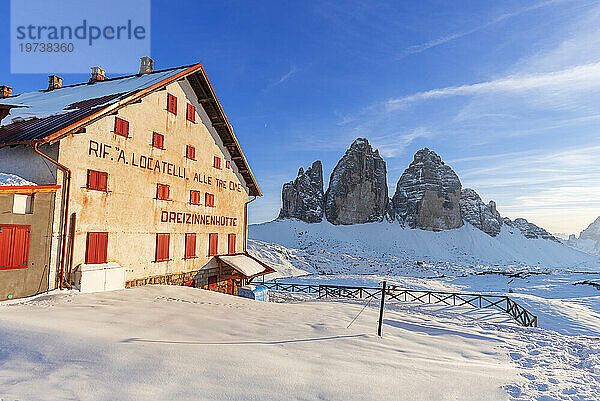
250, 219, 600, 269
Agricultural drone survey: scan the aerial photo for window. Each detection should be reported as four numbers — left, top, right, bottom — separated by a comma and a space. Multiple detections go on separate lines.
152, 132, 165, 149
87, 169, 108, 191
213, 156, 221, 169
208, 233, 218, 256
114, 117, 129, 138
186, 145, 196, 160
205, 193, 215, 207
12, 194, 33, 214
185, 233, 196, 259
186, 103, 195, 123
156, 184, 170, 200
228, 234, 236, 255
155, 233, 170, 262
190, 190, 202, 205
167, 93, 177, 115
0, 225, 30, 270
86, 232, 108, 264
226, 160, 231, 169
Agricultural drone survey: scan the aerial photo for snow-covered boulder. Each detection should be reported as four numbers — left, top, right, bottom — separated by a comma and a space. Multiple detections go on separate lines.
460, 188, 502, 237
278, 160, 325, 223
391, 148, 462, 231
325, 138, 388, 225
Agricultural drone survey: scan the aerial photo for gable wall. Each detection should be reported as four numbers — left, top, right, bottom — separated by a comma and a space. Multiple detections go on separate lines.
55, 80, 250, 282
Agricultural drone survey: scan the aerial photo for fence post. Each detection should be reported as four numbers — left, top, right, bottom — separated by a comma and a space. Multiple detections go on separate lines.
378, 281, 387, 337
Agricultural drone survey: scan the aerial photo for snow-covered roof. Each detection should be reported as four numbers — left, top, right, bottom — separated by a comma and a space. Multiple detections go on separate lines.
0, 63, 261, 196
217, 254, 274, 277
0, 67, 190, 126
0, 173, 36, 186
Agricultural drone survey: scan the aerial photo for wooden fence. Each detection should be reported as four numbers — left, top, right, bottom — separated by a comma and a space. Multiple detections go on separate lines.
262, 282, 537, 328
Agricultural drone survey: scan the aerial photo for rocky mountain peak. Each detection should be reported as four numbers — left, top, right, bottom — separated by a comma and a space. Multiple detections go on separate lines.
325, 138, 388, 225
580, 216, 600, 240
392, 148, 462, 230
278, 160, 324, 223
460, 188, 502, 236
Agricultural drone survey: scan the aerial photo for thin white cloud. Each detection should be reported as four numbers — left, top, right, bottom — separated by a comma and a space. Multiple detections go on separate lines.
272, 65, 298, 87
386, 62, 600, 110
371, 127, 434, 158
403, 0, 575, 55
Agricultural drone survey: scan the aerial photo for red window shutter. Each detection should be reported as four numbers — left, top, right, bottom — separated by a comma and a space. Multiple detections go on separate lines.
190, 190, 201, 205
87, 170, 108, 191
167, 94, 177, 115
185, 233, 196, 259
157, 184, 170, 200
228, 234, 236, 255
209, 233, 218, 256
152, 132, 164, 149
205, 193, 214, 207
156, 233, 170, 262
114, 117, 129, 137
86, 232, 108, 264
0, 225, 30, 269
186, 104, 195, 122
186, 145, 195, 160
213, 156, 221, 169
226, 160, 230, 169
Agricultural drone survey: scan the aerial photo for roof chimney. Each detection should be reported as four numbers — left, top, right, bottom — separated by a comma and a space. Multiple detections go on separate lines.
0, 86, 12, 98
47, 75, 63, 90
90, 66, 106, 83
139, 56, 154, 74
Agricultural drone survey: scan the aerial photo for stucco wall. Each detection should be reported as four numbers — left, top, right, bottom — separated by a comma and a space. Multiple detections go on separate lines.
0, 192, 56, 300
56, 80, 251, 282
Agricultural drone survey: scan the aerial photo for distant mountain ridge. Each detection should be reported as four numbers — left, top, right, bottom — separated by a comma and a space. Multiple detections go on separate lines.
278, 138, 558, 242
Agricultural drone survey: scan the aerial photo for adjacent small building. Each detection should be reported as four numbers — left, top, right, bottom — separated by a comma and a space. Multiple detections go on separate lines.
0, 59, 271, 300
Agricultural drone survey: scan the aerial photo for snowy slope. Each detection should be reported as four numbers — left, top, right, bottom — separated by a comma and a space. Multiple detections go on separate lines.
1, 286, 598, 400
250, 219, 600, 269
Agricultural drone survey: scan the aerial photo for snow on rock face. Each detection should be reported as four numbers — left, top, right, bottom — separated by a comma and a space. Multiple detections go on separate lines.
325, 138, 388, 225
566, 216, 600, 255
460, 188, 502, 237
0, 173, 36, 186
278, 160, 324, 223
392, 148, 462, 231
504, 217, 559, 242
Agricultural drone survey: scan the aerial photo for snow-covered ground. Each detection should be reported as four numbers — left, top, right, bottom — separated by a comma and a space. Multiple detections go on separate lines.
250, 220, 600, 269
246, 219, 600, 398
1, 286, 599, 400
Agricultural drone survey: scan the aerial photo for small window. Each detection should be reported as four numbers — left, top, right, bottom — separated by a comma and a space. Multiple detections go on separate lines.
114, 117, 129, 138
86, 232, 108, 264
190, 190, 202, 205
155, 233, 170, 262
186, 103, 195, 123
156, 184, 170, 200
228, 234, 236, 255
12, 194, 33, 214
186, 145, 196, 160
205, 193, 215, 207
185, 233, 196, 259
167, 93, 177, 115
226, 160, 231, 169
208, 233, 218, 256
213, 156, 221, 169
87, 169, 108, 191
152, 132, 165, 149
0, 225, 30, 269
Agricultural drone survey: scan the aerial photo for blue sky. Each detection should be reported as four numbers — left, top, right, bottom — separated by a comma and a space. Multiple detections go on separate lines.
1, 0, 599, 235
